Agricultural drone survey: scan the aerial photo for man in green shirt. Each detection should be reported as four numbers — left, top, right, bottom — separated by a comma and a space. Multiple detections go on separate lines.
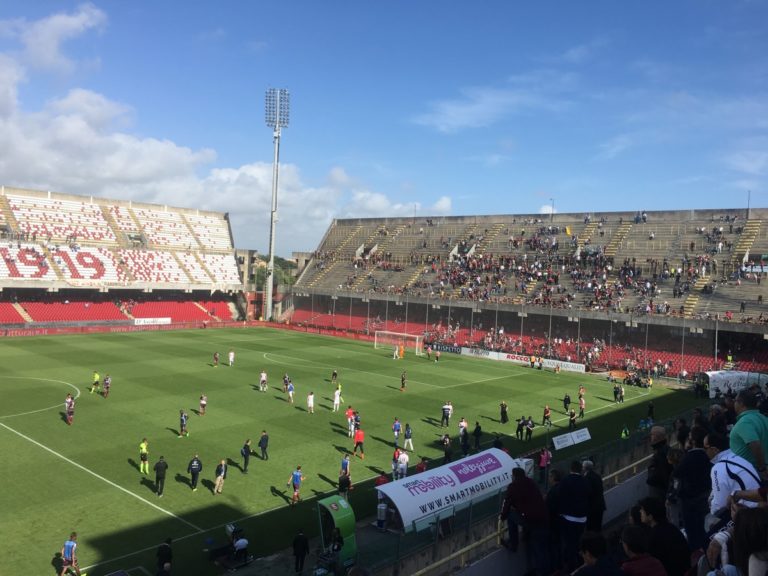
729, 389, 768, 482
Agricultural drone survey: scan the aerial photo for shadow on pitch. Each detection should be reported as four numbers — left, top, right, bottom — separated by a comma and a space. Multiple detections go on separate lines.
59, 411, 68, 425
270, 485, 291, 505
166, 427, 180, 436
422, 416, 441, 427
370, 434, 395, 448
227, 457, 243, 472
201, 478, 216, 494
333, 444, 350, 454
127, 457, 140, 472
175, 473, 191, 488
317, 473, 337, 489
273, 395, 288, 402
140, 477, 155, 493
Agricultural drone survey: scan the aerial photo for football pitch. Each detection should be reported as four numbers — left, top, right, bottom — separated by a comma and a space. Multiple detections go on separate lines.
0, 327, 701, 576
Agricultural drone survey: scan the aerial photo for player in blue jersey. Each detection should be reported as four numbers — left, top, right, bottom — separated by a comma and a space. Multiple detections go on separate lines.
287, 465, 305, 505
60, 531, 83, 575
179, 410, 189, 437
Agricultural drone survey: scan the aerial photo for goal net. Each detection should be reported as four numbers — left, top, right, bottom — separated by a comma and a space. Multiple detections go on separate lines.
374, 330, 424, 356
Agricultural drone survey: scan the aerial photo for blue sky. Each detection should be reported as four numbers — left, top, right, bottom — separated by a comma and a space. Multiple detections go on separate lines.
0, 2, 766, 255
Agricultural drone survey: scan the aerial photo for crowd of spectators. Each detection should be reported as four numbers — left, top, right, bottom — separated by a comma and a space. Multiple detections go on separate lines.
498, 387, 768, 576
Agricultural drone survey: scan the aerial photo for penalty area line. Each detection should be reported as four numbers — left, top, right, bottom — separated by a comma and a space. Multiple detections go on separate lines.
0, 422, 203, 533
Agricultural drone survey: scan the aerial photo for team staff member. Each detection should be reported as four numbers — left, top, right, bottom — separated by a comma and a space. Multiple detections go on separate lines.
214, 459, 227, 494
139, 438, 149, 475
258, 430, 269, 460
187, 454, 203, 491
154, 456, 168, 497
241, 439, 251, 473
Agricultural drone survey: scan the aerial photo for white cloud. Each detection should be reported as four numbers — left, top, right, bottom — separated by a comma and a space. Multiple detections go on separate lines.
19, 3, 107, 73
0, 5, 452, 255
412, 71, 575, 133
539, 203, 557, 215
724, 149, 768, 175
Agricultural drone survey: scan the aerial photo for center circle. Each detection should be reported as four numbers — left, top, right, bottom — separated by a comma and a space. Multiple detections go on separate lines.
0, 377, 81, 419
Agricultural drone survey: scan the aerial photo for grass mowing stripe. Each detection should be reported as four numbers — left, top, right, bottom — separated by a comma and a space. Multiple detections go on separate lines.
0, 421, 204, 532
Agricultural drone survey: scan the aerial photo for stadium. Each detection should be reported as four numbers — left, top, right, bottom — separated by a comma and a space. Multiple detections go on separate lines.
1, 183, 767, 576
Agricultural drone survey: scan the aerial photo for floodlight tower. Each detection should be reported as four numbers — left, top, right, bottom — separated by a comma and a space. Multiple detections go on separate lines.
264, 88, 289, 321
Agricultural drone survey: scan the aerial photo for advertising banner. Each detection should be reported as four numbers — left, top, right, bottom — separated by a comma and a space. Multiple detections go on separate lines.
375, 448, 531, 531
134, 317, 172, 326
460, 348, 585, 373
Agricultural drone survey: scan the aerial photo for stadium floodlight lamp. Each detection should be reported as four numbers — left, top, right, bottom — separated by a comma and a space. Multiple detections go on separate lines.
263, 88, 290, 322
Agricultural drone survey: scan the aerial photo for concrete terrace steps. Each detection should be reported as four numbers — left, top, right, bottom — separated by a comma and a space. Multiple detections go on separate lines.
604, 222, 633, 259
577, 222, 598, 249
734, 219, 762, 262
12, 302, 33, 322
683, 277, 709, 317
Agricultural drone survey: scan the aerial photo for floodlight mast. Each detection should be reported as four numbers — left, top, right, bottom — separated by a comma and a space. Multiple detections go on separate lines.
264, 88, 289, 321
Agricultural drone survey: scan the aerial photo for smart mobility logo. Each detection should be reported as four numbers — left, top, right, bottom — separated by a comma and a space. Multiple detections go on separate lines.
449, 454, 502, 484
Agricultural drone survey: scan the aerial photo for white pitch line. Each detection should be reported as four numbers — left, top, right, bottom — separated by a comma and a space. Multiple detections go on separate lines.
0, 421, 203, 532
0, 377, 81, 419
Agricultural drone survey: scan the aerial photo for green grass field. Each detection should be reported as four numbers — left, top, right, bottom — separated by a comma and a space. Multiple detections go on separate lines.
0, 327, 701, 576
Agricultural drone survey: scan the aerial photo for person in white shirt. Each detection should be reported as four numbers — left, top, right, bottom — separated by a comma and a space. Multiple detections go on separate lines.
228, 349, 235, 366
307, 392, 315, 414
332, 388, 341, 412
397, 450, 410, 479
259, 370, 268, 392
705, 431, 761, 517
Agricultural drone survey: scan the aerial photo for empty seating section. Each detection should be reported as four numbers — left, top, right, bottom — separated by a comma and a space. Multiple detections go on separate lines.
176, 251, 213, 283
118, 249, 190, 283
130, 208, 195, 249
51, 246, 125, 284
129, 300, 212, 321
0, 243, 57, 281
108, 205, 142, 236
198, 300, 233, 320
183, 213, 232, 251
0, 302, 25, 323
7, 194, 116, 243
200, 253, 241, 284
22, 301, 126, 322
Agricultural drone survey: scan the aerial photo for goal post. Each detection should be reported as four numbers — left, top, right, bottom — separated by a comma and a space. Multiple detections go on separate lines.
374, 330, 424, 356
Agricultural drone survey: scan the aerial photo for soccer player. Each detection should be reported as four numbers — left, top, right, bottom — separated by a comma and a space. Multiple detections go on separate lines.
392, 344, 398, 360
287, 380, 295, 404
228, 349, 235, 366
400, 370, 407, 392
426, 345, 432, 361
392, 417, 402, 447
288, 465, 305, 505
102, 374, 111, 398
139, 438, 149, 474
213, 351, 219, 367
403, 423, 414, 451
399, 344, 405, 359
353, 428, 365, 459
435, 350, 441, 363
542, 404, 552, 427
307, 391, 315, 414
579, 395, 586, 419
60, 531, 82, 576
259, 370, 268, 392
331, 369, 338, 384
64, 393, 75, 425
332, 387, 341, 412
283, 373, 290, 393
90, 370, 100, 394
340, 453, 351, 479
441, 402, 451, 427
199, 394, 207, 416
179, 410, 189, 437
345, 405, 355, 437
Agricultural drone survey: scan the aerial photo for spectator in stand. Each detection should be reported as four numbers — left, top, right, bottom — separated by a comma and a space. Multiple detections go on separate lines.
729, 390, 768, 482
646, 426, 672, 501
557, 461, 590, 572
638, 496, 690, 576
671, 426, 711, 552
500, 467, 550, 575
705, 432, 761, 526
572, 531, 621, 576
582, 460, 606, 532
620, 524, 667, 576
